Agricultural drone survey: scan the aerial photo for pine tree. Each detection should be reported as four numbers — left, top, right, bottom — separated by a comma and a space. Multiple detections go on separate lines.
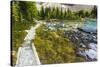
40, 6, 45, 19
78, 10, 85, 18
63, 10, 67, 19
52, 7, 56, 19
60, 8, 63, 19
55, 7, 60, 19
91, 6, 97, 18
85, 11, 90, 17
66, 8, 72, 20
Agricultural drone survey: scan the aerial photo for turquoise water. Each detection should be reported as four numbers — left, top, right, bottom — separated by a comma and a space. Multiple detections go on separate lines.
82, 19, 97, 33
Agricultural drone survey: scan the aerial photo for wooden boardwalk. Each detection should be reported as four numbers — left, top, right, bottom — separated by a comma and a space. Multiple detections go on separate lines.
15, 20, 41, 67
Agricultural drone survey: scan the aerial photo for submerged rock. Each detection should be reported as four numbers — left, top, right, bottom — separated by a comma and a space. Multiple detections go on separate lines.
77, 49, 97, 61
79, 43, 86, 48
85, 49, 97, 60
88, 43, 97, 51
77, 27, 97, 35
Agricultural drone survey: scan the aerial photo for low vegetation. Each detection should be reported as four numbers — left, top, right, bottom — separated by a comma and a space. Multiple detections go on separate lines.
34, 25, 85, 64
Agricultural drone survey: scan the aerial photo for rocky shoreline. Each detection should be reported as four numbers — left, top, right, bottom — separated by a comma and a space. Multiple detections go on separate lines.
43, 20, 97, 62
64, 28, 97, 61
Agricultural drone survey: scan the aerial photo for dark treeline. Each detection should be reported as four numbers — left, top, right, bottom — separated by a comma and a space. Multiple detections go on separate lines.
38, 6, 97, 20
12, 1, 38, 31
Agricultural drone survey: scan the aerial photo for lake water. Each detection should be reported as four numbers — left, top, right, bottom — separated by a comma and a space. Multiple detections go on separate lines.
77, 19, 97, 60
82, 19, 97, 33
